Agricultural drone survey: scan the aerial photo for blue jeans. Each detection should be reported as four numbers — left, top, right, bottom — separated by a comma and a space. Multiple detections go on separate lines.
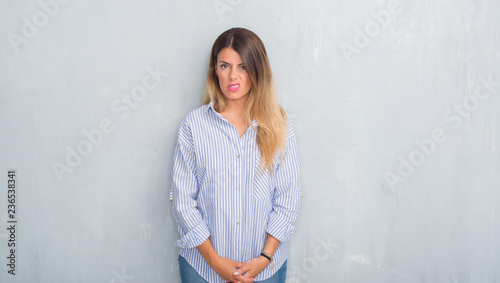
178, 255, 287, 283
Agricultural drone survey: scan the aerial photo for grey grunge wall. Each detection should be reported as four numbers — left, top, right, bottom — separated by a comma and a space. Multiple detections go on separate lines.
1, 0, 500, 282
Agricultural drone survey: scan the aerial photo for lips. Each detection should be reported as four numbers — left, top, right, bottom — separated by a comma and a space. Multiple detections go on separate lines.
227, 83, 240, 91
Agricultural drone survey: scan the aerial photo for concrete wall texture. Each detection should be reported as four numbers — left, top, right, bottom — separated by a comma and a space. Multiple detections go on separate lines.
1, 0, 499, 282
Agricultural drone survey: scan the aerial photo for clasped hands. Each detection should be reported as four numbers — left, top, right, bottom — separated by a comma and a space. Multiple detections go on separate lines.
212, 255, 270, 283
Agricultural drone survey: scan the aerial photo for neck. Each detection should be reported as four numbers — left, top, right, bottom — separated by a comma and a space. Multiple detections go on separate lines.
222, 96, 247, 117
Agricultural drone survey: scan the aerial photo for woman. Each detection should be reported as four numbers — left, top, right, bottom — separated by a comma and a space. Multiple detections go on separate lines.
170, 27, 302, 283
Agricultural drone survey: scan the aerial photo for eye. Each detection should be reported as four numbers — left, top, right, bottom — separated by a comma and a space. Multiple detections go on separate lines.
240, 65, 246, 70
220, 64, 228, 69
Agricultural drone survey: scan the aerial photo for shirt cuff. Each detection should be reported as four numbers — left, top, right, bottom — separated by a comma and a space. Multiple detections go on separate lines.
266, 211, 296, 243
174, 221, 211, 249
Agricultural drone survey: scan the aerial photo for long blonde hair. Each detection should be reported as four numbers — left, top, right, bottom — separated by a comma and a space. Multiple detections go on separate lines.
203, 27, 287, 172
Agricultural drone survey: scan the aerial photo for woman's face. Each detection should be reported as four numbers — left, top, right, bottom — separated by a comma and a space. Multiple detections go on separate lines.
215, 47, 252, 104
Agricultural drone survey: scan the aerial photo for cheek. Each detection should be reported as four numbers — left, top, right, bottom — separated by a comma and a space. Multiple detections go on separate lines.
216, 70, 227, 82
243, 74, 251, 87
215, 71, 224, 86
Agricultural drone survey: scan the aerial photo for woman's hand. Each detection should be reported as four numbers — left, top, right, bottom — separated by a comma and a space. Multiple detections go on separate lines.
211, 256, 254, 283
196, 239, 255, 282
233, 256, 270, 280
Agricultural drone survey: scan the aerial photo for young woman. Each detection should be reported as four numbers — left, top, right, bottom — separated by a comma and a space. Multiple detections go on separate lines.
170, 27, 302, 283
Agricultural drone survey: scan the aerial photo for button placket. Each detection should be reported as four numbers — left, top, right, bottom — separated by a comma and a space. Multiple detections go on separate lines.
234, 136, 243, 260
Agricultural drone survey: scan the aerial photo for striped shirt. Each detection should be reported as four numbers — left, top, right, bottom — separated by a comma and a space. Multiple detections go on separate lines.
170, 102, 302, 282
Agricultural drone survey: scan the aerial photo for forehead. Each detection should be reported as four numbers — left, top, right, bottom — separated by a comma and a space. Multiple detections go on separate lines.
217, 47, 243, 63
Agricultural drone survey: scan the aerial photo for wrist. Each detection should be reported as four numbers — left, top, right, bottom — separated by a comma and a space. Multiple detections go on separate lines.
257, 255, 271, 268
260, 250, 273, 262
207, 253, 222, 269
258, 255, 271, 262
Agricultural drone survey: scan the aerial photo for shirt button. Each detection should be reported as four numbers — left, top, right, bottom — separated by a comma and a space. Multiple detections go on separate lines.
236, 187, 240, 190
237, 155, 240, 158
237, 221, 240, 225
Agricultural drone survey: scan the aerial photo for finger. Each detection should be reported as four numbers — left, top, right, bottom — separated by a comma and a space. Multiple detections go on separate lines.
240, 260, 251, 267
234, 274, 254, 283
234, 261, 246, 268
234, 264, 250, 276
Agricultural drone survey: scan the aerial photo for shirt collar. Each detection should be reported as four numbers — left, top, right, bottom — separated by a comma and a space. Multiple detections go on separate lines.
204, 101, 259, 130
250, 119, 259, 129
204, 101, 215, 114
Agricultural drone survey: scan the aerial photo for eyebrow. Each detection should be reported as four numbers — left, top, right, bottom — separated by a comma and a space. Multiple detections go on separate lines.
219, 60, 244, 66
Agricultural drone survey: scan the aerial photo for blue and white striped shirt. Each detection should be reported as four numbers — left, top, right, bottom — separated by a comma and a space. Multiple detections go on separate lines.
170, 102, 302, 282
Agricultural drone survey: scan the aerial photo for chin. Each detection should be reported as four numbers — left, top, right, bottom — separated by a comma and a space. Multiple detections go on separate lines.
222, 92, 248, 101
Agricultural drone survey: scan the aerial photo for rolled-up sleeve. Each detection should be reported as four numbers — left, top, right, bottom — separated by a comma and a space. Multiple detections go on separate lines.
171, 121, 210, 248
266, 122, 302, 243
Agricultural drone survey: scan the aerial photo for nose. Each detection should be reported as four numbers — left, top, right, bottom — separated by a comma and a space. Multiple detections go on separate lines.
229, 68, 238, 80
